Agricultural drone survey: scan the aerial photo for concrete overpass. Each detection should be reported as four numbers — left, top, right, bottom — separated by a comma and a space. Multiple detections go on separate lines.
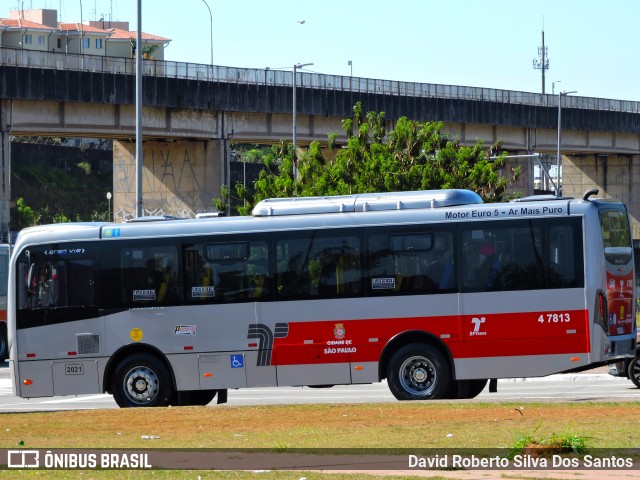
2, 47, 640, 237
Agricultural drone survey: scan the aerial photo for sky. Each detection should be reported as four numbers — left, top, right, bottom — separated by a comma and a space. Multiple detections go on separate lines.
6, 0, 640, 101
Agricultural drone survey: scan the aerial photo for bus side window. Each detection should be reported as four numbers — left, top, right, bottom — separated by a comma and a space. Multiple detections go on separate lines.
276, 238, 310, 300
275, 233, 361, 300
184, 246, 216, 303
248, 259, 271, 299
121, 247, 179, 306
214, 259, 247, 301
318, 236, 360, 297
462, 223, 545, 292
334, 252, 362, 295
184, 238, 270, 303
548, 224, 579, 288
431, 232, 455, 290
367, 229, 455, 295
22, 262, 64, 308
461, 231, 500, 291
18, 256, 95, 311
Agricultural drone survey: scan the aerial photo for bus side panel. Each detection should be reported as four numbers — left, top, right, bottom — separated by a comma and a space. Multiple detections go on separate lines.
257, 300, 353, 387
14, 319, 106, 397
455, 289, 591, 379
243, 303, 281, 388
244, 350, 277, 387
197, 353, 247, 389
350, 361, 379, 384
52, 359, 100, 395
454, 353, 590, 379
17, 360, 54, 398
276, 363, 352, 387
104, 304, 257, 392
259, 297, 459, 386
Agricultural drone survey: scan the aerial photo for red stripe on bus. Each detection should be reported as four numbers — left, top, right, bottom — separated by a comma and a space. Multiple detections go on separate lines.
270, 309, 590, 366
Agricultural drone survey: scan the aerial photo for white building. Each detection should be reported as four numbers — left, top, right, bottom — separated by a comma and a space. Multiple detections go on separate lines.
0, 8, 170, 59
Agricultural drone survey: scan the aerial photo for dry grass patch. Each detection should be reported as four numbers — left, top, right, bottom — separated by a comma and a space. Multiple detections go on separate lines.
1, 402, 639, 450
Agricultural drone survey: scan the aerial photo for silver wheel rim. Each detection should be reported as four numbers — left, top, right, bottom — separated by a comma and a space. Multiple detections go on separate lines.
398, 355, 437, 397
123, 366, 159, 405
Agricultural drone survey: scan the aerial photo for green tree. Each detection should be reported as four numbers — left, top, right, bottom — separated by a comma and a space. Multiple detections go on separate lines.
218, 102, 520, 215
13, 197, 40, 230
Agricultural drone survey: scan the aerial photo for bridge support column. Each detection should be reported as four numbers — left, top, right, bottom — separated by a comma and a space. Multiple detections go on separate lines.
112, 139, 223, 220
563, 153, 640, 238
0, 99, 10, 242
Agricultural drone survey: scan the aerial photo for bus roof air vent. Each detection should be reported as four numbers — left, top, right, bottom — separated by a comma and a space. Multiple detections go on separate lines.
511, 194, 573, 203
195, 212, 225, 219
251, 189, 483, 217
125, 215, 184, 223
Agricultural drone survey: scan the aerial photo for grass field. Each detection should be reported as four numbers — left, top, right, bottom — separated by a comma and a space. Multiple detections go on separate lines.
2, 402, 640, 449
1, 401, 639, 479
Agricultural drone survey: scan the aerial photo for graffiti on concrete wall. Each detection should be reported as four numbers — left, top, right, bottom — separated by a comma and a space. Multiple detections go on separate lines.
112, 140, 221, 218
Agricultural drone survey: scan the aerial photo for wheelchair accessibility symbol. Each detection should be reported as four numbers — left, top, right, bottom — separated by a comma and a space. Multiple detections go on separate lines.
230, 354, 244, 368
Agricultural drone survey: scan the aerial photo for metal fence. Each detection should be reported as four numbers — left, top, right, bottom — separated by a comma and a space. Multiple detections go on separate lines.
1, 46, 639, 114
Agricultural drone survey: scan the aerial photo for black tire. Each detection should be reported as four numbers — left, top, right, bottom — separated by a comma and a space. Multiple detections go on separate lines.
455, 379, 488, 399
0, 323, 7, 363
386, 343, 451, 400
172, 389, 218, 406
190, 390, 218, 405
628, 355, 640, 389
111, 354, 174, 408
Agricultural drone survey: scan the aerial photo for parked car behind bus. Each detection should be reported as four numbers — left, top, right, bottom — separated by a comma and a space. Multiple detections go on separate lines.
609, 331, 640, 388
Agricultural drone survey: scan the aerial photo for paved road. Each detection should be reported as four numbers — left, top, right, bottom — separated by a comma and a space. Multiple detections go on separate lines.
0, 363, 637, 411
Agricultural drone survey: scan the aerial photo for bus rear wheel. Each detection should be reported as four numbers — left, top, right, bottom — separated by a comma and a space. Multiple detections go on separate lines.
112, 354, 174, 408
386, 343, 450, 400
628, 356, 640, 388
452, 379, 488, 399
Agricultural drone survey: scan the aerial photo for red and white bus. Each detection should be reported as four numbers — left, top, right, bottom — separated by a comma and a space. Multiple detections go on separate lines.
7, 188, 637, 406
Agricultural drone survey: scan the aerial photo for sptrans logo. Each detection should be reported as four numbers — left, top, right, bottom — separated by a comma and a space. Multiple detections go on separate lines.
470, 317, 487, 336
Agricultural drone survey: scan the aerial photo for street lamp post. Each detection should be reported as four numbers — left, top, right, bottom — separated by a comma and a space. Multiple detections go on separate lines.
106, 192, 112, 221
135, 0, 143, 217
292, 62, 313, 179
201, 0, 213, 67
556, 90, 577, 197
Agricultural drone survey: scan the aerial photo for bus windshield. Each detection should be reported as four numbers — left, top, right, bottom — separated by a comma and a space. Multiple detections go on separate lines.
599, 208, 635, 336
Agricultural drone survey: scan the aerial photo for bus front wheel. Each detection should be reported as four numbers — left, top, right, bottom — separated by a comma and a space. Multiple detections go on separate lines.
0, 323, 7, 363
173, 389, 218, 406
111, 354, 174, 408
386, 343, 450, 400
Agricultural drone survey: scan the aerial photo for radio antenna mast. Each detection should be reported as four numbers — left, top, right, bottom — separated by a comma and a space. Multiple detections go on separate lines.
532, 30, 550, 94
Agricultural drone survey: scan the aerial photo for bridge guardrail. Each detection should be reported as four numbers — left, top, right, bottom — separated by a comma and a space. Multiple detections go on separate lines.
1, 47, 639, 114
